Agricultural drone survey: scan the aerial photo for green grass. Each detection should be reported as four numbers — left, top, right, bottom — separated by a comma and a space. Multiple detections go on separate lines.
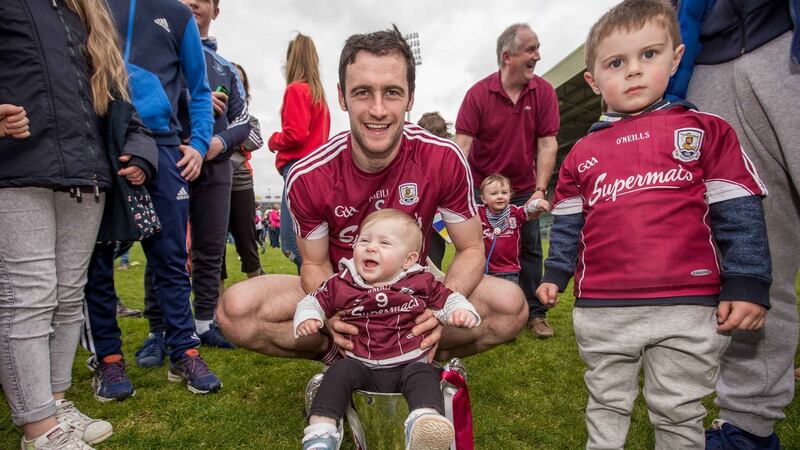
1, 243, 798, 449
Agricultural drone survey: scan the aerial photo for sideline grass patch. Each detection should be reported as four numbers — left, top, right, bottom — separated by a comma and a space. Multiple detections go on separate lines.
1, 243, 798, 448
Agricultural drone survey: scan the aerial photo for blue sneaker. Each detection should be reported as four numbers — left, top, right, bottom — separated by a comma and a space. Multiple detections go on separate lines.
404, 409, 454, 450
167, 349, 222, 394
301, 423, 342, 450
91, 354, 135, 402
135, 332, 167, 368
706, 419, 781, 450
199, 323, 235, 349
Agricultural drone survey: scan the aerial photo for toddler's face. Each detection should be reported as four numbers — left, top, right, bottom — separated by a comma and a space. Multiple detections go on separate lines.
353, 218, 419, 285
481, 180, 512, 213
584, 19, 685, 115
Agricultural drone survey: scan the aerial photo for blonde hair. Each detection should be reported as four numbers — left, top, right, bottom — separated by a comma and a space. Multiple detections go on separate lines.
360, 209, 423, 253
480, 174, 512, 196
584, 0, 681, 74
285, 33, 327, 104
65, 0, 129, 116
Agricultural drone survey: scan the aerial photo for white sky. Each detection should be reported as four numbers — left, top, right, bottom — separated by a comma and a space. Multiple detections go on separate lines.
209, 0, 621, 199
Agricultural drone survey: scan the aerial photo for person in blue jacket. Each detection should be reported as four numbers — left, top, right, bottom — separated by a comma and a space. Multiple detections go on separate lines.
85, 0, 222, 400
667, 1, 799, 448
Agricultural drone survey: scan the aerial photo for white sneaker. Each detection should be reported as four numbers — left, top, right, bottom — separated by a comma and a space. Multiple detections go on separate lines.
404, 409, 454, 450
20, 423, 95, 450
54, 400, 112, 444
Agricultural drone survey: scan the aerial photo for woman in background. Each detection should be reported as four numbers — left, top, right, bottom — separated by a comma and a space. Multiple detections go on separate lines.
268, 33, 330, 273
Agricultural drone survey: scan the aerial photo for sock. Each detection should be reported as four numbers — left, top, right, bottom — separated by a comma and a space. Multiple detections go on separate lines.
302, 422, 340, 442
407, 407, 441, 422
313, 338, 342, 366
25, 423, 68, 448
195, 319, 213, 335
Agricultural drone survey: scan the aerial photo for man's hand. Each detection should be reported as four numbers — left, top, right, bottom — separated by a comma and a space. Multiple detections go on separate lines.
117, 155, 146, 185
325, 313, 358, 352
0, 104, 30, 139
177, 145, 203, 181
448, 309, 478, 328
717, 300, 767, 332
204, 136, 225, 161
536, 283, 559, 307
296, 319, 323, 337
212, 91, 228, 116
525, 191, 551, 219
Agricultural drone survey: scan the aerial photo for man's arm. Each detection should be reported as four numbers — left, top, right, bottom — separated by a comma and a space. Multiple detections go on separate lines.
296, 234, 335, 294
454, 133, 473, 157
533, 135, 558, 195
442, 216, 485, 298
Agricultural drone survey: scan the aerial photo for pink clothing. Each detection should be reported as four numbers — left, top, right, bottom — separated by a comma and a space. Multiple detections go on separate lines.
456, 72, 559, 194
267, 209, 280, 228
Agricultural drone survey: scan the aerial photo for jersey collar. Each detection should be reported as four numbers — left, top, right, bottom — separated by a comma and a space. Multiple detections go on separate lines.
588, 99, 697, 133
338, 258, 427, 289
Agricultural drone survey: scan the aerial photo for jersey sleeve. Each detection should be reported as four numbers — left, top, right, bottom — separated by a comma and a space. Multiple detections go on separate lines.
292, 276, 338, 337
551, 151, 583, 215
700, 116, 768, 204
427, 277, 481, 326
216, 67, 251, 152
286, 171, 328, 240
455, 86, 480, 137
511, 205, 527, 222
436, 144, 478, 223
535, 81, 560, 137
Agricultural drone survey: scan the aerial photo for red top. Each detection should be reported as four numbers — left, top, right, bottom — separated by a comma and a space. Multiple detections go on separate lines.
268, 81, 331, 171
478, 204, 527, 273
286, 124, 477, 268
551, 106, 767, 299
456, 72, 559, 194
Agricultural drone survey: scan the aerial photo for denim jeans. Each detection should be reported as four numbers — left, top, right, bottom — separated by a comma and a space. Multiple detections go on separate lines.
0, 187, 103, 426
279, 161, 302, 273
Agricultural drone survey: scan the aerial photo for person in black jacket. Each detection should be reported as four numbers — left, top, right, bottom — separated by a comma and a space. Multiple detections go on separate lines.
0, 0, 154, 449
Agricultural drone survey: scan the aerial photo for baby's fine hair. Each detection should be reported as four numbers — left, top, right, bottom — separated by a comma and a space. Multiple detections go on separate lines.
584, 0, 681, 73
360, 209, 423, 253
480, 174, 513, 196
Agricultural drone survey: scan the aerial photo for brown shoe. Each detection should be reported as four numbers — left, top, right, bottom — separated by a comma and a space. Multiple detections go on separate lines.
116, 301, 142, 318
795, 367, 800, 381
528, 317, 554, 339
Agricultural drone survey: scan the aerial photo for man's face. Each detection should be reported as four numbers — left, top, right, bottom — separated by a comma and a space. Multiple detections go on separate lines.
584, 19, 684, 115
181, 0, 218, 35
504, 28, 541, 84
338, 51, 414, 166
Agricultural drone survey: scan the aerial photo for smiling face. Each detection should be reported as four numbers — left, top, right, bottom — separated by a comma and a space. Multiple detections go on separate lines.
352, 216, 419, 285
180, 0, 218, 36
338, 51, 414, 171
480, 180, 512, 213
584, 19, 684, 115
503, 27, 541, 86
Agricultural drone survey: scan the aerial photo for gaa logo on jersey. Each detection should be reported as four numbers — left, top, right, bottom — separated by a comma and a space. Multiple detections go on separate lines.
672, 128, 704, 162
398, 183, 419, 205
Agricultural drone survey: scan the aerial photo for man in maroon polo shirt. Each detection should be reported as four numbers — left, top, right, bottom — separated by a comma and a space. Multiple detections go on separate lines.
455, 23, 560, 338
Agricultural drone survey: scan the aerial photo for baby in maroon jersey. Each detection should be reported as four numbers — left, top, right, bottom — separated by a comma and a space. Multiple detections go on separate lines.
293, 208, 480, 450
537, 1, 771, 448
478, 174, 550, 285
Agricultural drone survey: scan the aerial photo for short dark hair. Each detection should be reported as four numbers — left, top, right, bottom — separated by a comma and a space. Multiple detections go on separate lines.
417, 112, 452, 139
338, 24, 416, 96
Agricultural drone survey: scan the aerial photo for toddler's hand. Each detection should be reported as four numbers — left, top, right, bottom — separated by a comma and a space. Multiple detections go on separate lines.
297, 319, 323, 337
448, 309, 478, 328
717, 300, 767, 332
524, 198, 551, 218
536, 283, 559, 307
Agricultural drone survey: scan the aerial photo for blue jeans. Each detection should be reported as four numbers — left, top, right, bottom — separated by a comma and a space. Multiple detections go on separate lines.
279, 161, 301, 273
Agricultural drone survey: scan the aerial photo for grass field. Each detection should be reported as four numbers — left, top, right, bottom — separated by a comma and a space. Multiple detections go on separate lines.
1, 242, 798, 449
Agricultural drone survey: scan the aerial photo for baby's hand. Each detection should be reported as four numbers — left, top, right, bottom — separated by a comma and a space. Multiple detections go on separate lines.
296, 319, 323, 337
536, 283, 559, 308
448, 309, 478, 328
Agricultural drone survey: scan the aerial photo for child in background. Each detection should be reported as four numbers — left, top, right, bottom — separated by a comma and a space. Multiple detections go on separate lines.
478, 174, 549, 284
537, 1, 771, 448
294, 209, 480, 450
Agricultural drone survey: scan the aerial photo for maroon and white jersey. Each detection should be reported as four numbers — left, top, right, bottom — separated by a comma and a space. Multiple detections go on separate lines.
293, 259, 480, 367
286, 124, 477, 268
552, 105, 766, 299
477, 204, 527, 273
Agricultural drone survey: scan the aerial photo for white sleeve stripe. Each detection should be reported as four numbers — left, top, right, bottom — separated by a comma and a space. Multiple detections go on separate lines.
438, 207, 468, 223
552, 196, 583, 215
739, 146, 768, 195
285, 132, 349, 186
305, 223, 329, 240
704, 180, 757, 204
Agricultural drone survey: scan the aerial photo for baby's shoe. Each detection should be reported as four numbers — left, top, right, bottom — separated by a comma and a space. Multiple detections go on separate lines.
404, 408, 454, 450
301, 422, 342, 450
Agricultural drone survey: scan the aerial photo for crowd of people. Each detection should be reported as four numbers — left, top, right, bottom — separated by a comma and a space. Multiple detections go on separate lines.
0, 0, 797, 449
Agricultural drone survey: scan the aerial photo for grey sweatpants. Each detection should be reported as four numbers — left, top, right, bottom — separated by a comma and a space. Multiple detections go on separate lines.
573, 305, 730, 450
687, 31, 800, 437
0, 187, 103, 426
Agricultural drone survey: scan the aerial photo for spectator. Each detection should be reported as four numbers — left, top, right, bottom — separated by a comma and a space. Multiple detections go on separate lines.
268, 203, 281, 248
455, 23, 559, 339
0, 0, 151, 447
268, 33, 331, 273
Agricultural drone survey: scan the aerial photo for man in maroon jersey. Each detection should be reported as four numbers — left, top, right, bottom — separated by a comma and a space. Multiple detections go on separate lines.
216, 26, 527, 363
455, 23, 560, 338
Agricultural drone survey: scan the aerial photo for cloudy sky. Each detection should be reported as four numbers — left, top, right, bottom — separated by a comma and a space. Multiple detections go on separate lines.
209, 0, 621, 198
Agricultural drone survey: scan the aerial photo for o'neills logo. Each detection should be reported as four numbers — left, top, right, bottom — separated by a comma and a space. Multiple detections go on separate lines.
616, 131, 650, 145
588, 165, 693, 206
